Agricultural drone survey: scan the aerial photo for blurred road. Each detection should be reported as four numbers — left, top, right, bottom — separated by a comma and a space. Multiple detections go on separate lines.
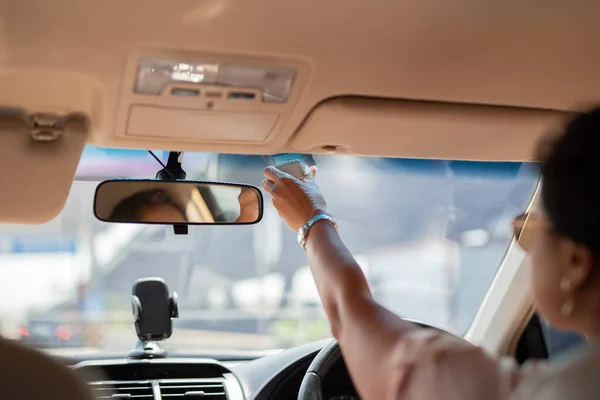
42, 327, 281, 357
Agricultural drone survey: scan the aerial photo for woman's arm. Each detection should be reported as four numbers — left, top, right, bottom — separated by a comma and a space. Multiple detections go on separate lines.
262, 165, 419, 398
262, 166, 511, 400
304, 220, 418, 399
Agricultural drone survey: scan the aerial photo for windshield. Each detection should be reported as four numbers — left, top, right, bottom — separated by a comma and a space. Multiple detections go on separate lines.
0, 147, 539, 355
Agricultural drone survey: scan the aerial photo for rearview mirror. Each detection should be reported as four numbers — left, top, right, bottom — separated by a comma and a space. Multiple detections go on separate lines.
94, 179, 263, 225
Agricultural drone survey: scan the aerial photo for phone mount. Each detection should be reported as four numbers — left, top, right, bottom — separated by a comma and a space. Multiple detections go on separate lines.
128, 339, 169, 359
128, 278, 179, 360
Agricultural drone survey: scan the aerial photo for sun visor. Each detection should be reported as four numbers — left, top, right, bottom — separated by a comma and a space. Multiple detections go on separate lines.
0, 109, 89, 223
292, 97, 569, 161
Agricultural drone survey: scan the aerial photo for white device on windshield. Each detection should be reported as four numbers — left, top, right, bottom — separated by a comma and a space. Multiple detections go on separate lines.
275, 159, 310, 180
265, 154, 315, 180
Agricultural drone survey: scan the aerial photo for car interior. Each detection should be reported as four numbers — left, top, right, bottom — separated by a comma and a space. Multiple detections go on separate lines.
0, 1, 597, 399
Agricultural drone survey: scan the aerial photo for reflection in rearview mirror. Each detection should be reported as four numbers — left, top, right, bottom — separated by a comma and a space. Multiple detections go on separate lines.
94, 180, 263, 225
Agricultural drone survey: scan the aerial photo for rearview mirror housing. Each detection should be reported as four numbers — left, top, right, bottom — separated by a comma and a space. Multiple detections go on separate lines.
94, 179, 263, 225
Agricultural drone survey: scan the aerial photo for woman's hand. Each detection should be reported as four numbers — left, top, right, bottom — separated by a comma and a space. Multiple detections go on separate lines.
235, 188, 260, 223
262, 165, 327, 231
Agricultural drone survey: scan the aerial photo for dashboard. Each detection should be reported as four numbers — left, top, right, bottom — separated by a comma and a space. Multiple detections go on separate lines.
68, 321, 453, 399
60, 317, 548, 400
68, 339, 358, 400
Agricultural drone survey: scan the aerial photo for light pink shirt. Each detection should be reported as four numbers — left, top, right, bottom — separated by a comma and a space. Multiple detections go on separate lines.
389, 330, 549, 400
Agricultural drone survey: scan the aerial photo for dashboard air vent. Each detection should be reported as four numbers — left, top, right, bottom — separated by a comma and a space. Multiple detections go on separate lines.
159, 379, 226, 398
89, 381, 154, 399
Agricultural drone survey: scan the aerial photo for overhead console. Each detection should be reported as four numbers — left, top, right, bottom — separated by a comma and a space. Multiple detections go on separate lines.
114, 51, 310, 145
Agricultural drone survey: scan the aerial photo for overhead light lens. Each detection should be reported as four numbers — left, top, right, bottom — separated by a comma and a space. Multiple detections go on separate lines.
134, 58, 296, 102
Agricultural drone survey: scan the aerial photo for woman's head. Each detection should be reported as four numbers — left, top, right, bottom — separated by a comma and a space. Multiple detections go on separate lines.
109, 189, 187, 223
527, 106, 600, 336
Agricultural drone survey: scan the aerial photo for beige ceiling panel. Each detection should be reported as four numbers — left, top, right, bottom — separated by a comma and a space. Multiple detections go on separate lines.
1, 0, 599, 159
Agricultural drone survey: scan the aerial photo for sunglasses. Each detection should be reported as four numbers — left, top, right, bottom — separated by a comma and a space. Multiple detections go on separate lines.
512, 211, 540, 252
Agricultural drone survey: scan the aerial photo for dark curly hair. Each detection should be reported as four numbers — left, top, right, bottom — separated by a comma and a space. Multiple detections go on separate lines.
537, 105, 600, 254
109, 189, 187, 222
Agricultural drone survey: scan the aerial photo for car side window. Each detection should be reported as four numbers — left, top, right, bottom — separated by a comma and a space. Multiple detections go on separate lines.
516, 313, 586, 364
539, 319, 586, 359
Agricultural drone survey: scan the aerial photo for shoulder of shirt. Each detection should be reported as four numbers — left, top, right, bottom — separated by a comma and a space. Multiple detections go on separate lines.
515, 343, 600, 400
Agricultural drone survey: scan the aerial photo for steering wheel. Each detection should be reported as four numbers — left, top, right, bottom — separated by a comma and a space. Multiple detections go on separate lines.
297, 322, 450, 400
297, 339, 342, 400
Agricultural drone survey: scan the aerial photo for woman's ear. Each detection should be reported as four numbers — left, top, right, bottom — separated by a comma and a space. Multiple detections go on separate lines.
564, 241, 594, 290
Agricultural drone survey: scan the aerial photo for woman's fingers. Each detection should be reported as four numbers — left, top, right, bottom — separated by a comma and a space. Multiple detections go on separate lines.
261, 179, 275, 194
264, 166, 292, 181
262, 164, 329, 232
